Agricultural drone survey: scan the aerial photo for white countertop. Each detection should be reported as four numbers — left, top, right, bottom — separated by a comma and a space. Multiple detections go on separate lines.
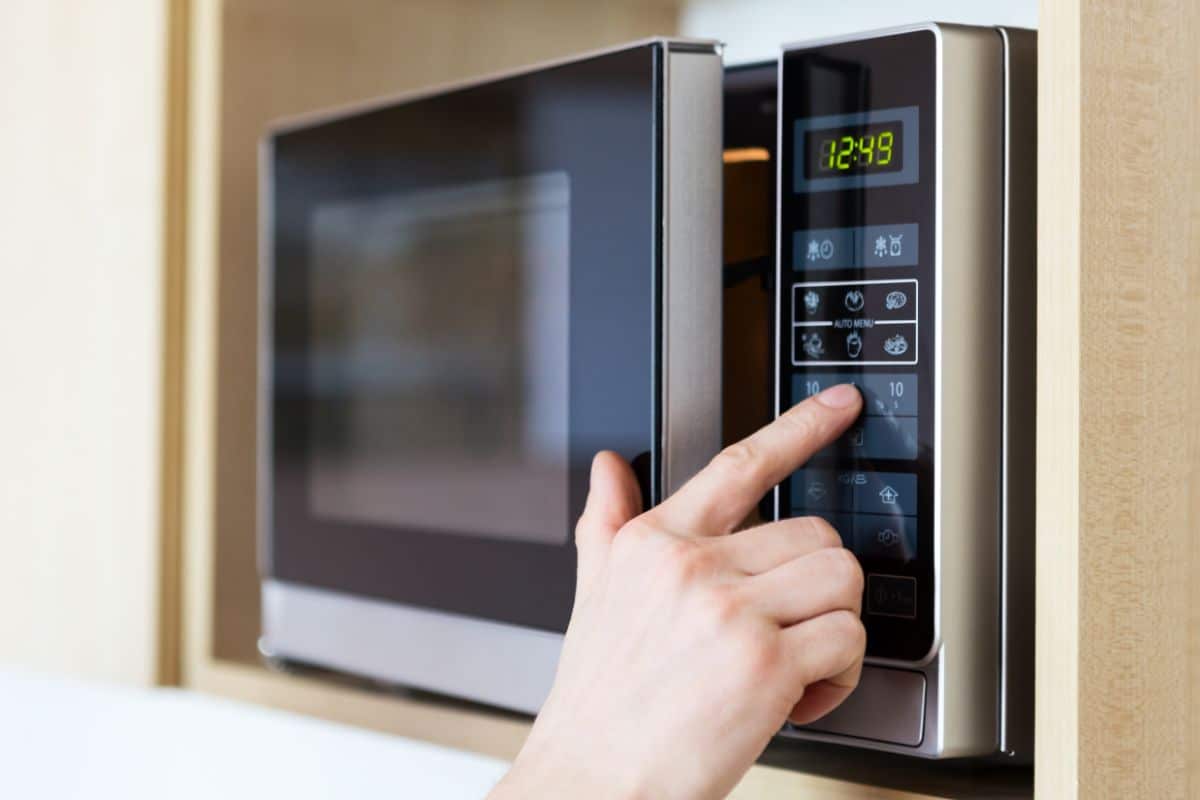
0, 667, 510, 799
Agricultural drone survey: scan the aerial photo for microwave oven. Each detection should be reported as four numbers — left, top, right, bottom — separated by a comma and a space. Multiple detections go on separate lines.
259, 25, 1034, 761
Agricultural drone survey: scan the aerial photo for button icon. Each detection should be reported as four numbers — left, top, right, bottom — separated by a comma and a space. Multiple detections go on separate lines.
885, 290, 908, 311
883, 333, 909, 356
861, 224, 919, 268
806, 238, 835, 261
803, 289, 821, 315
846, 331, 863, 359
801, 331, 825, 359
790, 469, 842, 513
866, 574, 917, 618
834, 416, 918, 460
854, 514, 918, 562
853, 472, 917, 515
844, 289, 865, 312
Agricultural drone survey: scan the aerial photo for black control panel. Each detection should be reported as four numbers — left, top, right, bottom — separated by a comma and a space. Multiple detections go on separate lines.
778, 31, 936, 661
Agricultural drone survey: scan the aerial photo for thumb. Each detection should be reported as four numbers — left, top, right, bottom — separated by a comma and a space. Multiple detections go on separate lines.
575, 451, 642, 588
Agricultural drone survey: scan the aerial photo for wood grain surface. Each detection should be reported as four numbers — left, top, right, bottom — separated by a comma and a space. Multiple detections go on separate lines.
1037, 0, 1200, 797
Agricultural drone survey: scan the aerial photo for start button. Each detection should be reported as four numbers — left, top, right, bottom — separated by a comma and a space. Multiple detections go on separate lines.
867, 574, 918, 619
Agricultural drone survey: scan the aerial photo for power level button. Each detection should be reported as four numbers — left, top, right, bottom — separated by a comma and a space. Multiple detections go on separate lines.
867, 574, 917, 619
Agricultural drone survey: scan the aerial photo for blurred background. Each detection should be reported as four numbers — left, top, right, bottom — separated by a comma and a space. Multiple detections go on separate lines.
0, 0, 1034, 696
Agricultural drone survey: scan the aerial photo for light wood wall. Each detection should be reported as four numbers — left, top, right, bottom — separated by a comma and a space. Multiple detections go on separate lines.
0, 0, 172, 685
1036, 0, 1200, 797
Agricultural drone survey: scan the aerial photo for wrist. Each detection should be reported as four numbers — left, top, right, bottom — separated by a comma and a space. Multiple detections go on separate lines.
489, 729, 648, 800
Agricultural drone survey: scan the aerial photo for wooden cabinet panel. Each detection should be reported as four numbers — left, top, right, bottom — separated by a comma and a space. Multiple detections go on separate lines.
1037, 0, 1200, 797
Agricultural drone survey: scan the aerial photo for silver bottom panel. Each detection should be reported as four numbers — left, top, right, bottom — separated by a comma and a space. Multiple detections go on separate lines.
801, 665, 926, 747
261, 580, 563, 715
782, 655, 944, 758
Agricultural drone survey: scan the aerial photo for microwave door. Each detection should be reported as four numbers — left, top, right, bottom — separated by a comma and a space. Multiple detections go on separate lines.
259, 39, 722, 714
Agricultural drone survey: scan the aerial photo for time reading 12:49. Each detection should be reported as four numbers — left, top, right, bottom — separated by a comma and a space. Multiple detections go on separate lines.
805, 122, 904, 177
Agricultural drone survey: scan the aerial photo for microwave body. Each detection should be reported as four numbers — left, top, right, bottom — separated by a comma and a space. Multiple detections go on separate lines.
772, 24, 1036, 759
258, 38, 723, 714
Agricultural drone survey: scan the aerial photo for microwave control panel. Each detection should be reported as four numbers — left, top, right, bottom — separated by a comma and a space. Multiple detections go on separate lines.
776, 31, 937, 662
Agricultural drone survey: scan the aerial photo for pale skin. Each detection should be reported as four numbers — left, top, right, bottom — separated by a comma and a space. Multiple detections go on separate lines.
489, 383, 867, 800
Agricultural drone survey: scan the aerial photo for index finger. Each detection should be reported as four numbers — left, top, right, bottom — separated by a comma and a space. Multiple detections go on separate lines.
650, 383, 861, 536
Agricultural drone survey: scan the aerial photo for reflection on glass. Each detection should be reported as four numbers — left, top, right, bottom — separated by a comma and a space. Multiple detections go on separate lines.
307, 172, 571, 544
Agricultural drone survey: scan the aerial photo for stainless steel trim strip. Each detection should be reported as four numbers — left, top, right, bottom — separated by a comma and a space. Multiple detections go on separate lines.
662, 48, 724, 495
931, 22, 1005, 757
257, 137, 274, 576
996, 25, 1037, 762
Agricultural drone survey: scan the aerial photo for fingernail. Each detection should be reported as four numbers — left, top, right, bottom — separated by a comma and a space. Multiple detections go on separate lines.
814, 383, 860, 409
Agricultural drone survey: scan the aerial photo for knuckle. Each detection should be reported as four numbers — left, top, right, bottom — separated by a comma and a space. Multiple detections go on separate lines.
711, 442, 769, 488
842, 548, 866, 587
804, 516, 843, 550
662, 538, 711, 585
823, 546, 864, 594
740, 626, 783, 683
700, 583, 745, 627
612, 519, 653, 554
829, 609, 867, 651
621, 518, 655, 543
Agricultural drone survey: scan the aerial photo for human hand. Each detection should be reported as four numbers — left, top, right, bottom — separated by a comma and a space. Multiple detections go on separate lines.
489, 383, 866, 800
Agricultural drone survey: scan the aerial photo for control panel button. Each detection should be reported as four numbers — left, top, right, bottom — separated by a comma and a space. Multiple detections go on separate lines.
794, 328, 829, 361
838, 416, 918, 460
844, 470, 917, 515
789, 469, 849, 513
867, 574, 918, 618
859, 373, 917, 416
794, 227, 857, 270
862, 324, 917, 363
796, 286, 828, 320
855, 514, 918, 561
860, 223, 919, 267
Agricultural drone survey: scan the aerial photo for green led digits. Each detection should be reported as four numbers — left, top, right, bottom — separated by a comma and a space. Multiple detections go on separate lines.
806, 121, 904, 179
818, 128, 897, 171
877, 130, 894, 165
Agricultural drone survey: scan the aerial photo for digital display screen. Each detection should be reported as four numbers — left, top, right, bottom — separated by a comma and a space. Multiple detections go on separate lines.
793, 106, 918, 192
305, 172, 572, 545
804, 122, 904, 178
